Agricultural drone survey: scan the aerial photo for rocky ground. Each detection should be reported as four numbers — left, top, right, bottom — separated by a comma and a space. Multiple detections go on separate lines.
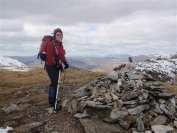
68, 71, 177, 133
0, 82, 86, 133
1, 68, 177, 133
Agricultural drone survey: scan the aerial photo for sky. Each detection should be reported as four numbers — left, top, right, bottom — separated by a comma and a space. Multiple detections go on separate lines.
0, 0, 176, 57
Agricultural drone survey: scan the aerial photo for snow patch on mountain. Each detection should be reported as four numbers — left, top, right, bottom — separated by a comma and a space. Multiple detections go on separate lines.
0, 126, 13, 133
0, 56, 28, 67
135, 53, 177, 82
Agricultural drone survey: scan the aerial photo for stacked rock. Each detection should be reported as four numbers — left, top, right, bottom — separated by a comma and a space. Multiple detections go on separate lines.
69, 71, 177, 132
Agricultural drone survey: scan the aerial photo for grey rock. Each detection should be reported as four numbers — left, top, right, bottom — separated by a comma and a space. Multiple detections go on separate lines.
143, 82, 153, 89
123, 101, 137, 105
125, 80, 136, 87
151, 125, 173, 133
2, 103, 17, 113
138, 95, 144, 100
117, 79, 122, 87
105, 93, 112, 101
167, 98, 176, 106
121, 76, 126, 82
159, 103, 175, 119
123, 61, 136, 73
111, 92, 119, 101
68, 105, 73, 113
103, 118, 114, 123
117, 100, 124, 106
72, 84, 92, 98
62, 100, 68, 108
121, 92, 138, 101
142, 92, 149, 100
71, 99, 77, 112
99, 81, 105, 86
128, 104, 150, 115
125, 103, 138, 108
150, 101, 163, 114
74, 113, 89, 119
111, 86, 115, 93
109, 109, 127, 120
122, 84, 129, 90
79, 118, 128, 133
26, 122, 43, 128
86, 101, 96, 107
158, 99, 166, 104
144, 131, 152, 133
114, 84, 120, 92
107, 102, 114, 106
150, 85, 165, 90
95, 101, 104, 105
99, 87, 107, 93
113, 101, 118, 108
168, 106, 176, 114
96, 105, 111, 109
97, 97, 105, 102
119, 121, 129, 130
138, 99, 149, 104
136, 79, 143, 89
174, 121, 177, 128
150, 115, 166, 125
136, 116, 145, 132
126, 73, 142, 80
108, 71, 118, 81
158, 93, 176, 98
132, 131, 139, 133
46, 108, 54, 114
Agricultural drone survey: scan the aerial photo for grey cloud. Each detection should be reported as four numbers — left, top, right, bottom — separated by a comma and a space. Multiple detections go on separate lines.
1, 0, 175, 25
1, 19, 24, 32
0, 0, 176, 56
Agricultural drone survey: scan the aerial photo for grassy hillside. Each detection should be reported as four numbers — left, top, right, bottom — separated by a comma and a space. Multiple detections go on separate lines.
0, 68, 107, 108
0, 68, 176, 109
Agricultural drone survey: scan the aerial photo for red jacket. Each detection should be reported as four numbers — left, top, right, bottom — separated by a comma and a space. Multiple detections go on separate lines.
46, 40, 67, 66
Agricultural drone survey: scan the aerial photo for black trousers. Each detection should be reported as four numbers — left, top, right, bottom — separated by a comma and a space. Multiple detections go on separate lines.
45, 65, 60, 89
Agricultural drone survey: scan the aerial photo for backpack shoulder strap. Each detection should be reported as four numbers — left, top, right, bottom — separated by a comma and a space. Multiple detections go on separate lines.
52, 40, 59, 55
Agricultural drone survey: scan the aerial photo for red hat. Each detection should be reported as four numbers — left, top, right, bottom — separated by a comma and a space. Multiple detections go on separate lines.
53, 28, 63, 36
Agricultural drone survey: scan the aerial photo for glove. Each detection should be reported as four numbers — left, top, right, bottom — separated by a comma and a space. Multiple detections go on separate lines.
55, 56, 59, 63
64, 62, 69, 69
53, 64, 63, 71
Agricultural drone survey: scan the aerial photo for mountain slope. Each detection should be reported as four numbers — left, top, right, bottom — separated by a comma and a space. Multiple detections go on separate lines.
136, 53, 177, 82
0, 56, 28, 67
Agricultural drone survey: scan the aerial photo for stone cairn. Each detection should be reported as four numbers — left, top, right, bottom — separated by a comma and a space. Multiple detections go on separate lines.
67, 64, 177, 133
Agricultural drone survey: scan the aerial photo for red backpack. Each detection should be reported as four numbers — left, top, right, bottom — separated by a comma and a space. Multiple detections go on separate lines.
37, 35, 56, 61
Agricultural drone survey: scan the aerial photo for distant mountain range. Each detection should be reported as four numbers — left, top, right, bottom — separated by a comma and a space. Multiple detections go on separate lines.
1, 53, 176, 82
7, 54, 151, 71
1, 53, 176, 73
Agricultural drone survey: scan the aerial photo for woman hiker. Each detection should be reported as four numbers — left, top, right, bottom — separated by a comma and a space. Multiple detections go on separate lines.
45, 28, 69, 108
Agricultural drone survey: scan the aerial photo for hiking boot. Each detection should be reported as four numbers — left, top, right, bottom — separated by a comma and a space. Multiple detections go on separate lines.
49, 99, 55, 105
54, 100, 62, 110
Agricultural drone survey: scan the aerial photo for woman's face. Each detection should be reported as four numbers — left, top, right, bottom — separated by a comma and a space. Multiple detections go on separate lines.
55, 32, 63, 42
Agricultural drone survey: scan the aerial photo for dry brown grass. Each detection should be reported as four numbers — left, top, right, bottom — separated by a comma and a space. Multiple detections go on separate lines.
159, 81, 177, 94
0, 68, 107, 108
1, 68, 176, 108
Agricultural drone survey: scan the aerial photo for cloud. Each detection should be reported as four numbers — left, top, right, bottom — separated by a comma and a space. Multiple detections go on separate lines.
0, 0, 176, 57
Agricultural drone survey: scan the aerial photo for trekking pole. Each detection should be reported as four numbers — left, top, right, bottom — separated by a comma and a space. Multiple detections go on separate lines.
54, 68, 61, 113
63, 68, 66, 84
